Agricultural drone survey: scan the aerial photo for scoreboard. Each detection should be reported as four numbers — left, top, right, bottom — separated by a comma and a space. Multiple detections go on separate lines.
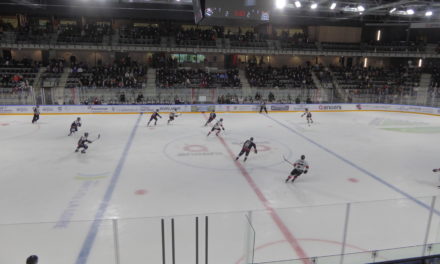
203, 0, 270, 22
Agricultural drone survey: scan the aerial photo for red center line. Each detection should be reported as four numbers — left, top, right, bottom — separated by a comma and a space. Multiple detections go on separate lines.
204, 114, 310, 263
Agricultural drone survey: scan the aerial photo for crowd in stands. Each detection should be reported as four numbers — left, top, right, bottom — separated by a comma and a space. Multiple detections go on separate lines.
0, 59, 39, 93
278, 32, 316, 50
57, 24, 112, 44
67, 60, 147, 89
331, 65, 421, 96
119, 25, 161, 45
364, 41, 425, 52
176, 27, 220, 47
0, 18, 436, 55
226, 30, 269, 49
156, 68, 241, 89
246, 63, 314, 89
16, 22, 53, 44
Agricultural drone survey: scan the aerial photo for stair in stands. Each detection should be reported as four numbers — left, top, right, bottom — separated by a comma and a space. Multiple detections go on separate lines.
145, 68, 157, 101
238, 69, 252, 98
310, 70, 329, 102
416, 73, 432, 106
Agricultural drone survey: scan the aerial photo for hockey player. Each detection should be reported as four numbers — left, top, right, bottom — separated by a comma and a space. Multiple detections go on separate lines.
75, 132, 92, 154
68, 117, 82, 136
285, 155, 309, 183
147, 109, 162, 126
26, 255, 38, 264
204, 110, 217, 126
167, 109, 179, 125
432, 168, 440, 188
207, 118, 224, 137
259, 101, 268, 114
301, 108, 313, 126
235, 137, 258, 162
32, 105, 40, 124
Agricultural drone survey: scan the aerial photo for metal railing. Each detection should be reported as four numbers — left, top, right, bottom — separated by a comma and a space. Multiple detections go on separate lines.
3, 195, 440, 264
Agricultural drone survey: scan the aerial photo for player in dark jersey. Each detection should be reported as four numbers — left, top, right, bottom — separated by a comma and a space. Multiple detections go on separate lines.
147, 109, 162, 126
32, 105, 40, 124
75, 132, 92, 154
204, 110, 217, 126
259, 101, 268, 114
207, 118, 224, 137
235, 137, 258, 162
167, 109, 179, 125
285, 155, 309, 183
301, 108, 313, 126
68, 117, 82, 136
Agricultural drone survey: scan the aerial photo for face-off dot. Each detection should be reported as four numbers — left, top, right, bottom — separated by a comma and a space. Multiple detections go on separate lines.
348, 178, 359, 183
135, 189, 148, 195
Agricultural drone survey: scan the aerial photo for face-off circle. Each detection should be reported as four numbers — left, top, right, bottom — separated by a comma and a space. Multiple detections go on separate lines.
0, 123, 10, 126
163, 134, 293, 170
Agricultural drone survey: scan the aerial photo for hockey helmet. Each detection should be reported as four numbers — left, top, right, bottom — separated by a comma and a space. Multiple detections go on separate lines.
305, 108, 308, 111
220, 118, 223, 121
250, 137, 254, 141
156, 109, 159, 112
26, 255, 38, 264
301, 155, 305, 160
77, 117, 81, 121
84, 132, 89, 137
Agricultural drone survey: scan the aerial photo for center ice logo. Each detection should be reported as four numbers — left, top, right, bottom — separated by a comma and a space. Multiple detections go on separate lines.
164, 134, 293, 170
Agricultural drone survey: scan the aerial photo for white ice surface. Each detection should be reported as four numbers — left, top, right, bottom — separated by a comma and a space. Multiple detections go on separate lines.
2, 112, 440, 264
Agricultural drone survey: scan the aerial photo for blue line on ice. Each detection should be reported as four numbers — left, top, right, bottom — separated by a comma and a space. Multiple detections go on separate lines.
75, 113, 143, 264
265, 114, 440, 215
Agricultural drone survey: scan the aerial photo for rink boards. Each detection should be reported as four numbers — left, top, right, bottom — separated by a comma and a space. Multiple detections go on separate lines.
1, 103, 440, 116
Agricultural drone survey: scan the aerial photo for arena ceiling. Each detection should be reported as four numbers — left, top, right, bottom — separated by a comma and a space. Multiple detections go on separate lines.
0, 0, 439, 25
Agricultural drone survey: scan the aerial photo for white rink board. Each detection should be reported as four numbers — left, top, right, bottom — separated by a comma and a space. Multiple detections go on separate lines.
1, 103, 440, 115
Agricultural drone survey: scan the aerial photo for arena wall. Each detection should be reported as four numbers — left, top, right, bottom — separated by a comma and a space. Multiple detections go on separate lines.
1, 104, 440, 116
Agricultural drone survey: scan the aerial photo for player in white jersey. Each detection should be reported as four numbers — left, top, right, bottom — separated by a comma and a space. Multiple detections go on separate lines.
285, 155, 309, 183
207, 118, 224, 137
301, 108, 313, 126
68, 117, 82, 136
167, 109, 179, 125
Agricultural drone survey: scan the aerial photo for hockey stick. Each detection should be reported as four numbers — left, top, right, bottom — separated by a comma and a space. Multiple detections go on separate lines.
92, 134, 101, 142
282, 155, 291, 164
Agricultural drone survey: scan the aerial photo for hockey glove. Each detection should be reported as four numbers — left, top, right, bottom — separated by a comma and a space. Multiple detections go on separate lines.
434, 169, 439, 173
304, 170, 308, 174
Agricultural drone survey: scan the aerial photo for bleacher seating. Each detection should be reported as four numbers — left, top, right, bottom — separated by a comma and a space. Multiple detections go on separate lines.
66, 61, 147, 89
0, 59, 39, 94
119, 26, 161, 46
156, 68, 241, 89
331, 66, 421, 96
57, 24, 111, 44
246, 63, 315, 89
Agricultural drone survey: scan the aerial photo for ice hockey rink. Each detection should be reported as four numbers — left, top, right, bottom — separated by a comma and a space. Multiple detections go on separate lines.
2, 110, 440, 264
